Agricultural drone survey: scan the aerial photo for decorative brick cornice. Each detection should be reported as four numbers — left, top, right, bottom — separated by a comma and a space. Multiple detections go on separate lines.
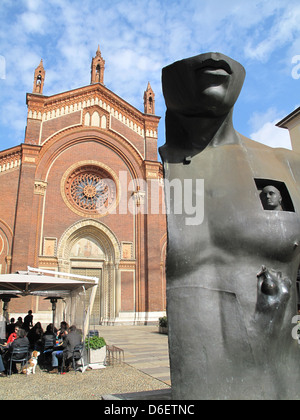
0, 146, 22, 173
27, 83, 160, 144
38, 256, 58, 267
119, 262, 136, 270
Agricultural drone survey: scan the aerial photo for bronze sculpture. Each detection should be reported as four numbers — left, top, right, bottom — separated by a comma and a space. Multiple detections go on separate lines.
159, 52, 300, 400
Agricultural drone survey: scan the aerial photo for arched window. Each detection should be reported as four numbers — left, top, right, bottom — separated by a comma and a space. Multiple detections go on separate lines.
36, 74, 42, 92
91, 111, 100, 127
84, 112, 90, 126
101, 115, 106, 129
148, 96, 153, 111
96, 64, 101, 82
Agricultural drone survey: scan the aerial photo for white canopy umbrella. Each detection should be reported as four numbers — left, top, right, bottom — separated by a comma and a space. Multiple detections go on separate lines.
0, 267, 97, 296
0, 267, 99, 337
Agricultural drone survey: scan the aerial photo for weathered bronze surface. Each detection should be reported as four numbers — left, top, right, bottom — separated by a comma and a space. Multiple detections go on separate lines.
160, 52, 300, 400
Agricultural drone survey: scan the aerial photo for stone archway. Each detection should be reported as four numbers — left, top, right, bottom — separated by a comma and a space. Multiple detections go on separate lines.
57, 219, 121, 324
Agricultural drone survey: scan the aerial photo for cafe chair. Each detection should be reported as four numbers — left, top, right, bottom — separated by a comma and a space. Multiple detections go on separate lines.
7, 345, 30, 376
42, 337, 55, 369
72, 343, 84, 374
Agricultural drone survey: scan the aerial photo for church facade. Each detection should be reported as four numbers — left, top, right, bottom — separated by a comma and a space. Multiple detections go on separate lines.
0, 46, 167, 325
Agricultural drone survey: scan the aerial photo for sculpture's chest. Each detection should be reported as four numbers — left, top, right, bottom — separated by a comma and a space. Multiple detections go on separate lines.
164, 144, 300, 267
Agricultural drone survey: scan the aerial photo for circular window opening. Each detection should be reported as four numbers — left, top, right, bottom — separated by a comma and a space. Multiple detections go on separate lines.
64, 164, 117, 216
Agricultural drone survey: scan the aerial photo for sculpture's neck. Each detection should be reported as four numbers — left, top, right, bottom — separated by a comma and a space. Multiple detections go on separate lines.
166, 109, 240, 152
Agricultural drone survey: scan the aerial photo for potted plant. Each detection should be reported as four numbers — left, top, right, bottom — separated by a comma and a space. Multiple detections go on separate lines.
159, 316, 168, 334
85, 335, 107, 368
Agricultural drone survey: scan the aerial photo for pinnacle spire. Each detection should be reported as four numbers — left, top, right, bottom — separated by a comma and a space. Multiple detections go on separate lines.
32, 58, 45, 94
144, 82, 155, 114
91, 45, 105, 84
96, 45, 101, 56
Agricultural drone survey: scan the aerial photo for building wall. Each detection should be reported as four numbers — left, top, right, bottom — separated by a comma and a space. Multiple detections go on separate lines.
0, 165, 19, 274
290, 122, 300, 153
1, 76, 166, 325
276, 107, 300, 153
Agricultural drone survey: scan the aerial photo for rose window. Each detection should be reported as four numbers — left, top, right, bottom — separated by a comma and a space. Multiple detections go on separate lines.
64, 165, 116, 215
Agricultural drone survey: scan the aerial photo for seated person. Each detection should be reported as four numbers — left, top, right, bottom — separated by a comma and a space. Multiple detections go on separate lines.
57, 321, 69, 341
8, 328, 29, 350
50, 325, 81, 373
0, 326, 18, 355
27, 322, 43, 350
6, 326, 19, 345
40, 324, 56, 369
4, 328, 30, 373
42, 324, 56, 345
42, 324, 56, 353
15, 317, 23, 328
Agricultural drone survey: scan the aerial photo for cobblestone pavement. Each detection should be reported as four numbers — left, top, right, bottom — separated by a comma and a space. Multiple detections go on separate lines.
99, 325, 170, 385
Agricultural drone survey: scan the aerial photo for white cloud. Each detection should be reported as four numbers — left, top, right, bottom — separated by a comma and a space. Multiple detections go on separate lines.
244, 4, 300, 62
0, 0, 300, 152
249, 108, 281, 133
25, 0, 44, 11
250, 121, 291, 150
4, 48, 41, 88
20, 12, 47, 34
249, 107, 292, 149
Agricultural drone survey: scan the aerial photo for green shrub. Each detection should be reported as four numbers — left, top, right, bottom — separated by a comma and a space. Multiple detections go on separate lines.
159, 316, 168, 328
85, 335, 106, 350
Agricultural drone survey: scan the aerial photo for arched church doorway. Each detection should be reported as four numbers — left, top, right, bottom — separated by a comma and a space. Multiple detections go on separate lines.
57, 220, 121, 324
69, 237, 103, 323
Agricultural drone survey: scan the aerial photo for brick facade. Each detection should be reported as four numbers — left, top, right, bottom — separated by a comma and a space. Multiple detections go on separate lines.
0, 47, 166, 325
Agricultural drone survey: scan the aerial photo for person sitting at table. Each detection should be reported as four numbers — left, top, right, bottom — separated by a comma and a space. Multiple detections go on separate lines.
0, 326, 18, 355
27, 322, 43, 350
15, 317, 23, 328
42, 324, 56, 345
48, 322, 68, 373
42, 324, 56, 351
6, 325, 19, 344
4, 328, 29, 373
49, 325, 81, 373
8, 328, 29, 350
57, 321, 69, 340
41, 324, 57, 369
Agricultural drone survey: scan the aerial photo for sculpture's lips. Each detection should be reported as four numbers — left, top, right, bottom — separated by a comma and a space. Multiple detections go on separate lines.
195, 58, 233, 75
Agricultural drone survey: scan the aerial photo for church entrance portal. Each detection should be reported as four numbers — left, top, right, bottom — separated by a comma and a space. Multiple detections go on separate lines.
57, 220, 121, 324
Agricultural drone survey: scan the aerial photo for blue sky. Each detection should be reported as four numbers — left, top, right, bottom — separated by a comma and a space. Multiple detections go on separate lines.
0, 0, 300, 153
